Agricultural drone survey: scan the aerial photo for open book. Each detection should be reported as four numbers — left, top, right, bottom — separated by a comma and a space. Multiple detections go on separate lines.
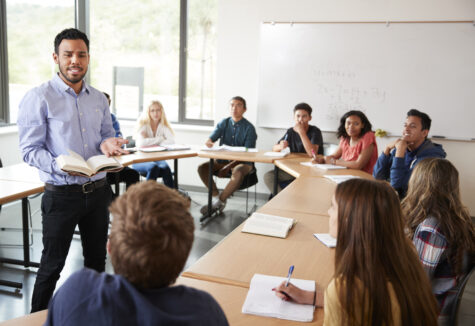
300, 162, 347, 170
139, 146, 166, 152
201, 145, 258, 152
242, 274, 315, 322
56, 150, 122, 177
241, 212, 296, 238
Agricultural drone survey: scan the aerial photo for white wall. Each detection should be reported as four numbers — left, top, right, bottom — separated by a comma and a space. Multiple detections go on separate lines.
215, 0, 475, 214
1, 0, 474, 213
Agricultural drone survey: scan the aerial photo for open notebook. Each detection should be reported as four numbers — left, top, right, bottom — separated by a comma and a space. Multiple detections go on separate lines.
300, 162, 347, 170
242, 274, 315, 322
241, 212, 296, 238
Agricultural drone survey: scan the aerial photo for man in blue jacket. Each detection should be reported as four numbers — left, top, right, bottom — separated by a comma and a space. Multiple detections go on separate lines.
373, 109, 446, 197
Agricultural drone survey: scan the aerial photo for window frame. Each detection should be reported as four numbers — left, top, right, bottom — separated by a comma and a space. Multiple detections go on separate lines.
0, 0, 214, 126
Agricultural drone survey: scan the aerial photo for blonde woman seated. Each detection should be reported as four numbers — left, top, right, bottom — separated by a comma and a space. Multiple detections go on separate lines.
313, 110, 378, 174
133, 101, 174, 188
274, 179, 438, 325
402, 158, 475, 325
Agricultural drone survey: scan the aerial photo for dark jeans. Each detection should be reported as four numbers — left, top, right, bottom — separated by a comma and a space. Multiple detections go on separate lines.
106, 167, 140, 192
132, 161, 174, 188
31, 185, 112, 312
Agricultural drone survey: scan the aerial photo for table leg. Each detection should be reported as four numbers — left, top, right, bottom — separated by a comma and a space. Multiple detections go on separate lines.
207, 158, 213, 216
114, 172, 120, 195
22, 198, 39, 268
174, 159, 178, 189
273, 165, 279, 196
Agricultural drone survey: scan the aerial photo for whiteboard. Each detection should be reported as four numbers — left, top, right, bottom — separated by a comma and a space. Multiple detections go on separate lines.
257, 23, 475, 139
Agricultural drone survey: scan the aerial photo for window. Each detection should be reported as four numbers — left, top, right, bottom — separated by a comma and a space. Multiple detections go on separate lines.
185, 0, 217, 122
5, 0, 75, 124
0, 0, 216, 125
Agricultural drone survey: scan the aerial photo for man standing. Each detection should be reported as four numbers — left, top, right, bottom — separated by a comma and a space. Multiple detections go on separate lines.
197, 96, 257, 214
373, 109, 446, 197
17, 28, 128, 312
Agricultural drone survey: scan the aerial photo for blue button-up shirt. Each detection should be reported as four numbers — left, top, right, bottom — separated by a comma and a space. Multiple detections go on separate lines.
209, 117, 257, 148
17, 74, 115, 185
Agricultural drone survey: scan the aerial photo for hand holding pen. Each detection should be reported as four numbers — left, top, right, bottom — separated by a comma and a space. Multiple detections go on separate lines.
279, 133, 289, 151
272, 265, 294, 301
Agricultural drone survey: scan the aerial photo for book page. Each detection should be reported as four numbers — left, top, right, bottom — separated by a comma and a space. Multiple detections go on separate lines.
163, 144, 191, 151
86, 155, 121, 173
56, 151, 92, 176
242, 218, 290, 238
242, 274, 315, 322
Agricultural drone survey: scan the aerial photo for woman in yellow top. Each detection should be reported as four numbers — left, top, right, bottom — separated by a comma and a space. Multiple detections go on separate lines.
274, 179, 438, 325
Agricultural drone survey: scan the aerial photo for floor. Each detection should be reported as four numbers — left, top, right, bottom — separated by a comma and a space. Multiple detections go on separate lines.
0, 186, 267, 322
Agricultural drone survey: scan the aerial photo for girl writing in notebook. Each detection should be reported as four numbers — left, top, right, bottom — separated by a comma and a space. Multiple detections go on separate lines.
274, 179, 438, 325
313, 110, 378, 174
402, 158, 475, 325
133, 100, 174, 188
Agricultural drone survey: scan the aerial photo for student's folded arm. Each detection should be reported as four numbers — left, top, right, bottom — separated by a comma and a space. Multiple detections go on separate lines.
160, 127, 175, 145
337, 144, 374, 170
373, 152, 391, 180
299, 131, 316, 157
389, 157, 410, 189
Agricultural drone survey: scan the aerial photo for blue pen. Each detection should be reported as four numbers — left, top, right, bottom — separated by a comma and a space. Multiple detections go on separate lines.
285, 265, 294, 286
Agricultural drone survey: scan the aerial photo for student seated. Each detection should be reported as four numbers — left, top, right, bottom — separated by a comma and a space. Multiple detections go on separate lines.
45, 181, 229, 326
402, 158, 475, 325
103, 92, 140, 192
312, 110, 377, 174
274, 179, 438, 325
197, 96, 257, 214
373, 109, 446, 197
132, 101, 174, 188
264, 102, 323, 194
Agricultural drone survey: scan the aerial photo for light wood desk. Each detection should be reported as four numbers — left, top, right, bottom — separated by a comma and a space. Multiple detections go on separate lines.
176, 276, 324, 325
115, 149, 198, 189
0, 163, 42, 184
183, 204, 334, 290
0, 180, 43, 288
197, 151, 303, 220
0, 310, 47, 326
274, 157, 374, 180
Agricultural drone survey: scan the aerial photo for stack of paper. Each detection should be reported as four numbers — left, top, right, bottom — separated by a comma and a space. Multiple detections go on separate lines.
264, 151, 289, 157
300, 162, 347, 170
201, 145, 258, 152
242, 274, 315, 322
139, 146, 166, 152
323, 175, 360, 184
313, 233, 337, 248
241, 213, 296, 238
163, 144, 191, 151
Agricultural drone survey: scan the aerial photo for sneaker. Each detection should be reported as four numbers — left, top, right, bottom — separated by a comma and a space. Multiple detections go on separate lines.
200, 197, 226, 215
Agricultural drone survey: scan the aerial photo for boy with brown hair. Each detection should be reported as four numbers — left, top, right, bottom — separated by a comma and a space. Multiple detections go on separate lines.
45, 181, 228, 325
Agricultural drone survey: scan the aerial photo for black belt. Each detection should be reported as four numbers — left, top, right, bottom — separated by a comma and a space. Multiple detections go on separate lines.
45, 178, 108, 194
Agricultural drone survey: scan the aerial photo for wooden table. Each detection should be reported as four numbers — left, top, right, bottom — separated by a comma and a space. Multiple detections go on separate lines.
183, 204, 334, 289
0, 310, 47, 326
175, 276, 324, 325
197, 150, 296, 221
115, 149, 197, 189
0, 180, 43, 289
0, 163, 42, 184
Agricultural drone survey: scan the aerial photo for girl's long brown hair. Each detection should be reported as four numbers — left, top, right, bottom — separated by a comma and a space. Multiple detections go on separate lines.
334, 179, 438, 325
402, 158, 475, 274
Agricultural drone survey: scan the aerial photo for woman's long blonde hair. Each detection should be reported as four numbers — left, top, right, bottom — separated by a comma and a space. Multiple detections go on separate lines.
136, 100, 174, 135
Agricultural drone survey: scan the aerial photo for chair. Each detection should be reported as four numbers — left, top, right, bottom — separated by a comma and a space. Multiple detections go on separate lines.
450, 266, 475, 326
214, 165, 258, 216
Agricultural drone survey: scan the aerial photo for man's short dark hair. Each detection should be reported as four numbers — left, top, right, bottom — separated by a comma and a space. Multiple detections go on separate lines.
54, 28, 89, 54
231, 96, 246, 109
407, 109, 431, 131
294, 102, 312, 116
